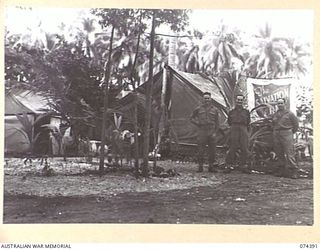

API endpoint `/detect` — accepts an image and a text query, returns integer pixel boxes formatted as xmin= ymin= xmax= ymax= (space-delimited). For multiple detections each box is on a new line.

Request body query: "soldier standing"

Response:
xmin=225 ymin=94 xmax=251 ymax=173
xmin=190 ymin=92 xmax=219 ymax=173
xmin=272 ymin=98 xmax=299 ymax=178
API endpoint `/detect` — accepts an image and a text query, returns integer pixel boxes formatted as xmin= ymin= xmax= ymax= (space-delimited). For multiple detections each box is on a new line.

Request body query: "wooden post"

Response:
xmin=153 ymin=64 xmax=168 ymax=167
xmin=99 ymin=26 xmax=115 ymax=174
xmin=142 ymin=10 xmax=156 ymax=177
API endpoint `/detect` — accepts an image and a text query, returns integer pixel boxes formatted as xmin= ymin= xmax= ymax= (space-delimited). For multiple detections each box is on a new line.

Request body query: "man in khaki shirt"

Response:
xmin=190 ymin=92 xmax=219 ymax=173
xmin=225 ymin=94 xmax=251 ymax=173
xmin=272 ymin=98 xmax=299 ymax=178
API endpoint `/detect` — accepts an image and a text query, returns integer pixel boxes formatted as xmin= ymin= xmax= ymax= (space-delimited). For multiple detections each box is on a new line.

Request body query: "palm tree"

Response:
xmin=283 ymin=39 xmax=311 ymax=78
xmin=82 ymin=17 xmax=96 ymax=58
xmin=10 ymin=112 xmax=49 ymax=156
xmin=174 ymin=24 xmax=245 ymax=78
xmin=243 ymin=23 xmax=311 ymax=78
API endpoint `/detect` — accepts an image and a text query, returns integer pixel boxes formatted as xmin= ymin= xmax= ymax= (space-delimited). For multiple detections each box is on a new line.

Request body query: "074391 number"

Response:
xmin=300 ymin=244 xmax=318 ymax=248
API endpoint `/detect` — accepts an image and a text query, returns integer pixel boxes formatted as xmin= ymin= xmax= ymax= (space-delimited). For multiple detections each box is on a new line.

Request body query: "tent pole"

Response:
xmin=159 ymin=64 xmax=168 ymax=143
xmin=142 ymin=10 xmax=156 ymax=176
xmin=153 ymin=63 xmax=168 ymax=167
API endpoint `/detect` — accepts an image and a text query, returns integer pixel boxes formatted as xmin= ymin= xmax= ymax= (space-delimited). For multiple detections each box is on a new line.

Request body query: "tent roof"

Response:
xmin=112 ymin=92 xmax=147 ymax=123
xmin=133 ymin=67 xmax=227 ymax=107
xmin=171 ymin=69 xmax=227 ymax=108
xmin=5 ymin=89 xmax=50 ymax=115
xmin=115 ymin=67 xmax=228 ymax=110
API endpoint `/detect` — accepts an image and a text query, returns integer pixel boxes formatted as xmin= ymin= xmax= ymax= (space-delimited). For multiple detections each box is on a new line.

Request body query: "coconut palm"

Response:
xmin=283 ymin=39 xmax=311 ymax=77
xmin=176 ymin=24 xmax=244 ymax=74
xmin=9 ymin=112 xmax=50 ymax=156
xmin=243 ymin=23 xmax=311 ymax=78
xmin=203 ymin=33 xmax=244 ymax=74
xmin=82 ymin=17 xmax=96 ymax=58
xmin=6 ymin=25 xmax=101 ymax=143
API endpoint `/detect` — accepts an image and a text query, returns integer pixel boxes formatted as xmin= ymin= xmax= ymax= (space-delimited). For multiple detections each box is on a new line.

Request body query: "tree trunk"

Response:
xmin=86 ymin=36 xmax=91 ymax=59
xmin=142 ymin=10 xmax=156 ymax=177
xmin=133 ymin=93 xmax=139 ymax=174
xmin=99 ymin=26 xmax=115 ymax=174
xmin=130 ymin=12 xmax=142 ymax=88
xmin=153 ymin=64 xmax=168 ymax=168
xmin=129 ymin=12 xmax=143 ymax=175
xmin=168 ymin=34 xmax=177 ymax=69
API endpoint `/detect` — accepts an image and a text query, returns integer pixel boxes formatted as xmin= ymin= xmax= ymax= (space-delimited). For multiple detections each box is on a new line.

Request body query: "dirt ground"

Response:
xmin=3 ymin=157 xmax=313 ymax=225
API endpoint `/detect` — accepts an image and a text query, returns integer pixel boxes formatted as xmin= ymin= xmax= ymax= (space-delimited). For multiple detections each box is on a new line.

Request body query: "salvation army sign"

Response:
xmin=247 ymin=77 xmax=297 ymax=116
xmin=252 ymin=83 xmax=290 ymax=111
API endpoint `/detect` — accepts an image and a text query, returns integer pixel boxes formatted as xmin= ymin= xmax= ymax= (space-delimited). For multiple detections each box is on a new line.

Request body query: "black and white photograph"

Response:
xmin=3 ymin=5 xmax=314 ymax=227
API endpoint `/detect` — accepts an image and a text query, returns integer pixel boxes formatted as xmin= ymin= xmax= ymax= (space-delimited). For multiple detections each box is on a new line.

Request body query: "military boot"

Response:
xmin=239 ymin=164 xmax=251 ymax=174
xmin=197 ymin=165 xmax=204 ymax=173
xmin=208 ymin=163 xmax=218 ymax=173
xmin=223 ymin=164 xmax=235 ymax=173
xmin=281 ymin=168 xmax=299 ymax=179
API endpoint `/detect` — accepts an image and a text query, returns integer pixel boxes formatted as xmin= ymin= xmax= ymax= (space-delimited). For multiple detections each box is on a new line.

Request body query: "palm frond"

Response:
xmin=16 ymin=112 xmax=33 ymax=143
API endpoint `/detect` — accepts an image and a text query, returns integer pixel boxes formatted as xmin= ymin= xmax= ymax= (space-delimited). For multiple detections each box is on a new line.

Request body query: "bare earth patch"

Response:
xmin=3 ymin=157 xmax=313 ymax=225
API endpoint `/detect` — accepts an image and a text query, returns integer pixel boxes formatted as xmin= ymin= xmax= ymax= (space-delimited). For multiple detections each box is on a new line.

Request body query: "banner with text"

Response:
xmin=247 ymin=77 xmax=297 ymax=117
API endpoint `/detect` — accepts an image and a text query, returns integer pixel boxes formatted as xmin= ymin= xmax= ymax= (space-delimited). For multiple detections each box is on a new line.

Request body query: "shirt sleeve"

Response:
xmin=190 ymin=107 xmax=198 ymax=119
xmin=246 ymin=110 xmax=251 ymax=129
xmin=190 ymin=107 xmax=199 ymax=125
xmin=227 ymin=110 xmax=232 ymax=126
xmin=290 ymin=112 xmax=299 ymax=133
xmin=271 ymin=112 xmax=277 ymax=126
xmin=215 ymin=109 xmax=219 ymax=132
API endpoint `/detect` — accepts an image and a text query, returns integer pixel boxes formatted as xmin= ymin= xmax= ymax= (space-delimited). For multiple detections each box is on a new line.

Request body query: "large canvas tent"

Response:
xmin=114 ymin=66 xmax=228 ymax=149
xmin=4 ymin=88 xmax=59 ymax=155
